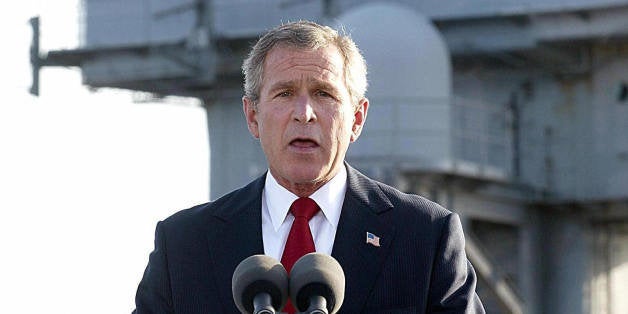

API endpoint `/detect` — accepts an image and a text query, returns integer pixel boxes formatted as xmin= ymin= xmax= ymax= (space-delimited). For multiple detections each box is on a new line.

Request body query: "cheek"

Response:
xmin=258 ymin=114 xmax=284 ymax=147
xmin=256 ymin=111 xmax=273 ymax=134
xmin=329 ymin=116 xmax=353 ymax=144
xmin=337 ymin=109 xmax=355 ymax=132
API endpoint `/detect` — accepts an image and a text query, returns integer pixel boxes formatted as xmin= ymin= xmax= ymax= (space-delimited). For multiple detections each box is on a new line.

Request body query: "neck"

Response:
xmin=270 ymin=169 xmax=341 ymax=198
xmin=286 ymin=181 xmax=327 ymax=198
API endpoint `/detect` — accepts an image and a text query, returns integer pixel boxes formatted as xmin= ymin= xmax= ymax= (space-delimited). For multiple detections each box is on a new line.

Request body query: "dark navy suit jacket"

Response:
xmin=134 ymin=164 xmax=484 ymax=313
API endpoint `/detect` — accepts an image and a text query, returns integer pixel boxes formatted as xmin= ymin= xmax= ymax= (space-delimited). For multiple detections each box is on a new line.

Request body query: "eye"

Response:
xmin=315 ymin=90 xmax=334 ymax=98
xmin=275 ymin=90 xmax=292 ymax=98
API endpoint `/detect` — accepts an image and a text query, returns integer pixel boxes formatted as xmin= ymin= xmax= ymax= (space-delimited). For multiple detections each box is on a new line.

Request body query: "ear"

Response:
xmin=243 ymin=96 xmax=260 ymax=139
xmin=350 ymin=97 xmax=369 ymax=142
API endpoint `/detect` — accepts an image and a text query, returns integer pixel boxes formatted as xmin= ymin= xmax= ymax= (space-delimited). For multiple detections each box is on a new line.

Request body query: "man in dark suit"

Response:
xmin=134 ymin=21 xmax=484 ymax=313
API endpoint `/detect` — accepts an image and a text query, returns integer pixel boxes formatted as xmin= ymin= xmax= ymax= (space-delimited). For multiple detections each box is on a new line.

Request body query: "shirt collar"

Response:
xmin=264 ymin=166 xmax=347 ymax=232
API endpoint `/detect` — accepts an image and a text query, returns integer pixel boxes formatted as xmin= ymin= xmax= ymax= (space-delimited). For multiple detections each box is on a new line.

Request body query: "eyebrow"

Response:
xmin=267 ymin=81 xmax=295 ymax=95
xmin=310 ymin=80 xmax=341 ymax=95
xmin=266 ymin=78 xmax=341 ymax=95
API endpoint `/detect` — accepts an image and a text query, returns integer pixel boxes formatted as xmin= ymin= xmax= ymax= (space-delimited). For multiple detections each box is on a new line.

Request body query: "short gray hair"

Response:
xmin=242 ymin=21 xmax=368 ymax=106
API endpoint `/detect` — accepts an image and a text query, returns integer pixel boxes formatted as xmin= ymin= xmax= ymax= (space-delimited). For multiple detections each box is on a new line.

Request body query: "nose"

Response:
xmin=292 ymin=95 xmax=317 ymax=123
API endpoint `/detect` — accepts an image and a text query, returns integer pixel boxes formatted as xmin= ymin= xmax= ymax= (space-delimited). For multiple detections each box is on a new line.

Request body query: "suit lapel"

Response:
xmin=332 ymin=165 xmax=395 ymax=313
xmin=206 ymin=174 xmax=266 ymax=312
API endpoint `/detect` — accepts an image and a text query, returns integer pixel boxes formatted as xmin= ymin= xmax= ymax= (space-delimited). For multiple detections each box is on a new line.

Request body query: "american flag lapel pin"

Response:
xmin=366 ymin=232 xmax=381 ymax=247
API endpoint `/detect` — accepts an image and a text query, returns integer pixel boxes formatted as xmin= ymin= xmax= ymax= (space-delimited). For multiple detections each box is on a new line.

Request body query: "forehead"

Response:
xmin=261 ymin=45 xmax=345 ymax=88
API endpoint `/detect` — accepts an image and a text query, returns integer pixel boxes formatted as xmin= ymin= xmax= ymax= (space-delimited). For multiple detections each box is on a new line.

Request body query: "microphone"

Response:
xmin=232 ymin=255 xmax=289 ymax=314
xmin=289 ymin=253 xmax=345 ymax=314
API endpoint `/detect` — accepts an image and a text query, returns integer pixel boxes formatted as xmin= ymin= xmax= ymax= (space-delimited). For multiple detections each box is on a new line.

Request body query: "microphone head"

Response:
xmin=289 ymin=253 xmax=345 ymax=314
xmin=232 ymin=255 xmax=289 ymax=313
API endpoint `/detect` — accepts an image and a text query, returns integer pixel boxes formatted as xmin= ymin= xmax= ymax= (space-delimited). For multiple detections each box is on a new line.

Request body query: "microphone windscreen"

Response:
xmin=232 ymin=255 xmax=289 ymax=313
xmin=289 ymin=253 xmax=345 ymax=314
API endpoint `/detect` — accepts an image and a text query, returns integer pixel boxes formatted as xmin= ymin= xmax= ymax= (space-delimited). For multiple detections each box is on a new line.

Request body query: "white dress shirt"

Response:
xmin=261 ymin=166 xmax=347 ymax=261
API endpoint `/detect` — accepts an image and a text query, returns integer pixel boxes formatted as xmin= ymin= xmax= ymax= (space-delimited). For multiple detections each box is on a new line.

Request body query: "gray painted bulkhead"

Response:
xmin=35 ymin=1 xmax=628 ymax=313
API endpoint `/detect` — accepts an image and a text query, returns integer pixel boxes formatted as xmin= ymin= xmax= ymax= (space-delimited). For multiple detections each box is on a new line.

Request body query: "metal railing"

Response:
xmin=451 ymin=96 xmax=515 ymax=180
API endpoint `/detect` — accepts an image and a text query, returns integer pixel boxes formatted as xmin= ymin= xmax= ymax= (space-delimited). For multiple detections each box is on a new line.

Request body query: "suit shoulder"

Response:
xmin=159 ymin=186 xmax=241 ymax=228
xmin=160 ymin=174 xmax=265 ymax=229
xmin=347 ymin=165 xmax=452 ymax=221
xmin=375 ymin=180 xmax=452 ymax=221
xmin=160 ymin=201 xmax=213 ymax=227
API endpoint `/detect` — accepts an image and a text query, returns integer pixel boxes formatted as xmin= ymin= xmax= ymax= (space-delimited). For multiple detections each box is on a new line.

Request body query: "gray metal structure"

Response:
xmin=31 ymin=1 xmax=628 ymax=313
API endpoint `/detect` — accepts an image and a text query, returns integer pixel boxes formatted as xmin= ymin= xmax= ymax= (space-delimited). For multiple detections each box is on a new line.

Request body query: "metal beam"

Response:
xmin=439 ymin=6 xmax=628 ymax=55
xmin=466 ymin=235 xmax=525 ymax=314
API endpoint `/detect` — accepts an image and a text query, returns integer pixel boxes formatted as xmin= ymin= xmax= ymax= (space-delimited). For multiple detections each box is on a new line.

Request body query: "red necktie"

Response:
xmin=281 ymin=197 xmax=320 ymax=313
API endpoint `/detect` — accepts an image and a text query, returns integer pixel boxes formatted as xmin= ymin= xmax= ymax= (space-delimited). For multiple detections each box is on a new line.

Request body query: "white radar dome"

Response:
xmin=334 ymin=3 xmax=451 ymax=99
xmin=335 ymin=3 xmax=454 ymax=175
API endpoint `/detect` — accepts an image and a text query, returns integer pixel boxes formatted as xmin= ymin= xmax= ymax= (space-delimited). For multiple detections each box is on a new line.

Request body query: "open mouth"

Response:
xmin=290 ymin=138 xmax=319 ymax=148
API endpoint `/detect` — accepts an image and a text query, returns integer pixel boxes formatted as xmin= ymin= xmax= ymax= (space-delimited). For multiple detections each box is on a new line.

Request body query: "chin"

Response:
xmin=286 ymin=166 xmax=326 ymax=183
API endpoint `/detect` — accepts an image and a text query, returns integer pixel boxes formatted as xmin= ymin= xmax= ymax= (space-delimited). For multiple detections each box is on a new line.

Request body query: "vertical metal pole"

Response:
xmin=29 ymin=16 xmax=41 ymax=96
xmin=509 ymin=93 xmax=521 ymax=179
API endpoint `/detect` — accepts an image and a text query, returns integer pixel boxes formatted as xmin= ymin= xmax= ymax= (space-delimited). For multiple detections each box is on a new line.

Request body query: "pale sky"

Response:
xmin=0 ymin=1 xmax=209 ymax=313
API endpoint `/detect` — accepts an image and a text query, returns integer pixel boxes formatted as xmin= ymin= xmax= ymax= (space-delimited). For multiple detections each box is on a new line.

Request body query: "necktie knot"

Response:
xmin=290 ymin=197 xmax=319 ymax=220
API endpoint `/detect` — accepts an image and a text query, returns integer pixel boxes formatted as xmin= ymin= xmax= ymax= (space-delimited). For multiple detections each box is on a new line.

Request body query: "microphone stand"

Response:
xmin=253 ymin=293 xmax=275 ymax=314
xmin=297 ymin=295 xmax=328 ymax=314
